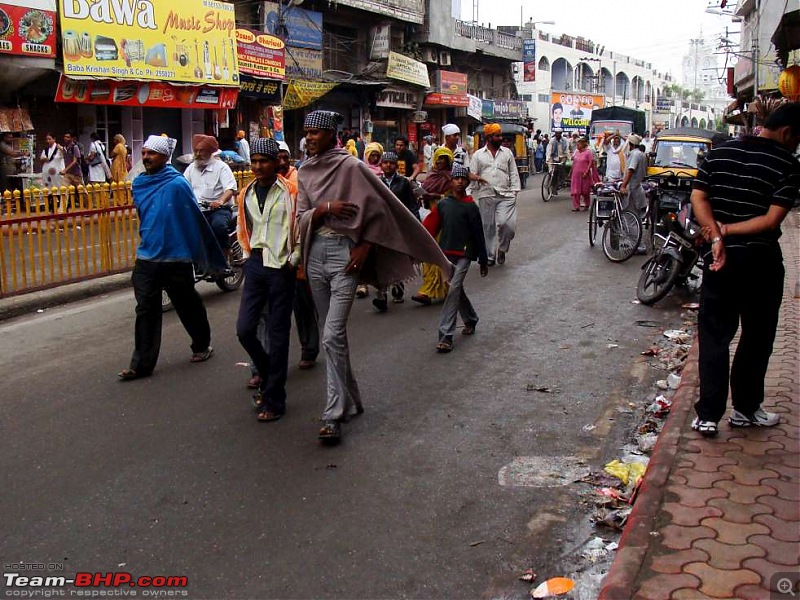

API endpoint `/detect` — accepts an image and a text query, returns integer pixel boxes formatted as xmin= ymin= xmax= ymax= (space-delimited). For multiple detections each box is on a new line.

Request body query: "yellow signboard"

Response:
xmin=283 ymin=80 xmax=338 ymax=110
xmin=386 ymin=51 xmax=430 ymax=88
xmin=58 ymin=0 xmax=239 ymax=86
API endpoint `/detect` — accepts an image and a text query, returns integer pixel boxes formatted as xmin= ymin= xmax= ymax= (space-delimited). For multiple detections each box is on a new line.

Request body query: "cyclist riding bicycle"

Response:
xmin=546 ymin=128 xmax=570 ymax=191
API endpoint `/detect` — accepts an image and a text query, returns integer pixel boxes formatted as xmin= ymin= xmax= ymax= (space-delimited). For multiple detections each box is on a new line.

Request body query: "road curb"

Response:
xmin=598 ymin=342 xmax=700 ymax=600
xmin=0 ymin=272 xmax=131 ymax=322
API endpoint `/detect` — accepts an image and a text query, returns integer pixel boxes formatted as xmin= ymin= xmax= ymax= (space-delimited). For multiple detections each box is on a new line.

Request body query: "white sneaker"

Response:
xmin=729 ymin=408 xmax=780 ymax=428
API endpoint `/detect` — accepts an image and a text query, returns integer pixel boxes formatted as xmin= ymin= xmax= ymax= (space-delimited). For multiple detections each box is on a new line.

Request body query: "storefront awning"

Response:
xmin=772 ymin=9 xmax=800 ymax=67
xmin=0 ymin=107 xmax=34 ymax=132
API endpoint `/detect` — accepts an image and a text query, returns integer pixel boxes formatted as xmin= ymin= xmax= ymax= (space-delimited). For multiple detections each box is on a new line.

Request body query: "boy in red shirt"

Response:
xmin=423 ymin=164 xmax=489 ymax=353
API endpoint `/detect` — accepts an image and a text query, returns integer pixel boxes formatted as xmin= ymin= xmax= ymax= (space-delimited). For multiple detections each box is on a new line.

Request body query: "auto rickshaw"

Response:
xmin=472 ymin=122 xmax=531 ymax=189
xmin=646 ymin=127 xmax=730 ymax=216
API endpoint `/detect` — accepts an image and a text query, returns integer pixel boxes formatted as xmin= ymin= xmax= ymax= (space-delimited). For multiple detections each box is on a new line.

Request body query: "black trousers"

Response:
xmin=695 ymin=246 xmax=784 ymax=422
xmin=236 ymin=255 xmax=296 ymax=413
xmin=130 ymin=260 xmax=211 ymax=375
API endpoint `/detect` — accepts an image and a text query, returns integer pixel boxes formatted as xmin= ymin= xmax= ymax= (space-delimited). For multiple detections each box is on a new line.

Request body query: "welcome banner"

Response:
xmin=58 ymin=0 xmax=239 ymax=86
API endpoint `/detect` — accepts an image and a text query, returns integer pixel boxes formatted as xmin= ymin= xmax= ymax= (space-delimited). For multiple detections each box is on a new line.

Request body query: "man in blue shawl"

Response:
xmin=118 ymin=135 xmax=227 ymax=381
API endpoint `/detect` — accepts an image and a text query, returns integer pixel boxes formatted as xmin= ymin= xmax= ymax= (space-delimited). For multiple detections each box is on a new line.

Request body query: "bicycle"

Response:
xmin=541 ymin=159 xmax=571 ymax=202
xmin=589 ymin=181 xmax=642 ymax=262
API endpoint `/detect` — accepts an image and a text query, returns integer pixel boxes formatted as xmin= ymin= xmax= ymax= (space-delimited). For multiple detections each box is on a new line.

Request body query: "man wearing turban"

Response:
xmin=117 ymin=135 xmax=226 ymax=382
xmin=184 ymin=134 xmax=238 ymax=261
xmin=235 ymin=130 xmax=251 ymax=167
xmin=468 ymin=123 xmax=521 ymax=266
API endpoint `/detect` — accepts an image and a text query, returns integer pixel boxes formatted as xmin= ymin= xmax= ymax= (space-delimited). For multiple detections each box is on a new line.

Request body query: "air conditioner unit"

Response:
xmin=439 ymin=50 xmax=452 ymax=66
xmin=512 ymin=64 xmax=520 ymax=74
xmin=421 ymin=47 xmax=438 ymax=63
xmin=412 ymin=111 xmax=428 ymax=123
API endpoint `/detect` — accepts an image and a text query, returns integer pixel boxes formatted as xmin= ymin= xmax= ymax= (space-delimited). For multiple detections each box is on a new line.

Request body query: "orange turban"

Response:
xmin=484 ymin=123 xmax=502 ymax=136
xmin=193 ymin=134 xmax=219 ymax=153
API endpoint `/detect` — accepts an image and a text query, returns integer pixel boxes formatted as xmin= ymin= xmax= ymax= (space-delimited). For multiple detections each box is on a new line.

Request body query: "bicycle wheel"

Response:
xmin=588 ymin=199 xmax=598 ymax=247
xmin=637 ymin=252 xmax=681 ymax=305
xmin=541 ymin=171 xmax=553 ymax=202
xmin=602 ymin=210 xmax=642 ymax=263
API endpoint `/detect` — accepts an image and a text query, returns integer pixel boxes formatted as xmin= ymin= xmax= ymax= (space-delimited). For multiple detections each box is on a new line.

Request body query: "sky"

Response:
xmin=459 ymin=0 xmax=740 ymax=80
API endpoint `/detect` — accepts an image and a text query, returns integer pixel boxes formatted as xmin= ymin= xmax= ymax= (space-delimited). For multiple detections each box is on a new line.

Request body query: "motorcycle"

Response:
xmin=161 ymin=202 xmax=245 ymax=311
xmin=636 ymin=199 xmax=704 ymax=305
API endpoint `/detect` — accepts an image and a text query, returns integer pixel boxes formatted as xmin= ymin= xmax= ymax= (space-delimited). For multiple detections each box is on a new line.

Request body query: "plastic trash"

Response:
xmin=531 ymin=577 xmax=575 ymax=598
xmin=519 ymin=569 xmax=537 ymax=582
xmin=663 ymin=330 xmax=692 ymax=343
xmin=648 ymin=395 xmax=673 ymax=417
xmin=637 ymin=433 xmax=658 ymax=452
xmin=667 ymin=372 xmax=682 ymax=389
xmin=606 ymin=343 xmax=619 ymax=349
xmin=604 ymin=459 xmax=647 ymax=486
xmin=656 ymin=379 xmax=670 ymax=390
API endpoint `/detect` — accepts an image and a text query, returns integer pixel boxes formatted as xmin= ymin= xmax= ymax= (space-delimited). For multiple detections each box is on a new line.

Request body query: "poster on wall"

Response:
xmin=58 ymin=0 xmax=238 ymax=85
xmin=550 ymin=92 xmax=605 ymax=133
xmin=263 ymin=1 xmax=322 ymax=50
xmin=0 ymin=0 xmax=57 ymax=57
xmin=236 ymin=28 xmax=285 ymax=80
xmin=522 ymin=39 xmax=536 ymax=82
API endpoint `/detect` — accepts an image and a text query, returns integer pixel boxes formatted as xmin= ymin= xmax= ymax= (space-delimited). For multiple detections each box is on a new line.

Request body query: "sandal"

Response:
xmin=247 ymin=374 xmax=262 ymax=389
xmin=318 ymin=420 xmax=342 ymax=443
xmin=190 ymin=347 xmax=214 ymax=363
xmin=691 ymin=417 xmax=718 ymax=437
xmin=436 ymin=341 xmax=453 ymax=353
xmin=117 ymin=368 xmax=145 ymax=381
xmin=412 ymin=294 xmax=432 ymax=306
xmin=462 ymin=321 xmax=477 ymax=336
xmin=257 ymin=409 xmax=284 ymax=423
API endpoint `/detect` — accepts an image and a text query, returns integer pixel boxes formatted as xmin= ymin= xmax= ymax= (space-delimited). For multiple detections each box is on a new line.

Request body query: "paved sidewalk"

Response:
xmin=600 ymin=210 xmax=800 ymax=600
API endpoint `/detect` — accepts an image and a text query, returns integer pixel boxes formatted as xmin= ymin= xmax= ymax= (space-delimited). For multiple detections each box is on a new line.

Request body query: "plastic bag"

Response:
xmin=603 ymin=459 xmax=647 ymax=486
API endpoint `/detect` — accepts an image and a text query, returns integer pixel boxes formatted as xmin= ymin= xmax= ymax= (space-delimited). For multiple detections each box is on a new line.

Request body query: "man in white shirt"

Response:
xmin=184 ymin=134 xmax=237 ymax=260
xmin=469 ymin=123 xmax=521 ymax=266
xmin=442 ymin=123 xmax=468 ymax=166
xmin=235 ymin=130 xmax=251 ymax=167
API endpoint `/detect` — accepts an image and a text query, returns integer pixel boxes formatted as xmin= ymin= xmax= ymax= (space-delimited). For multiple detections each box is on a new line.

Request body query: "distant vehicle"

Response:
xmin=588 ymin=106 xmax=647 ymax=139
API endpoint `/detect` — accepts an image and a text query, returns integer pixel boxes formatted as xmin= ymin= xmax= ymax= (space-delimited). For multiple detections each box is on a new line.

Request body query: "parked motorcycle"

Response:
xmin=636 ymin=199 xmax=703 ymax=305
xmin=162 ymin=203 xmax=244 ymax=311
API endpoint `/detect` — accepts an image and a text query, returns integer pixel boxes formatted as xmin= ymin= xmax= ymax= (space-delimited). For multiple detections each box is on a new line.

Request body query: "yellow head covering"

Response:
xmin=364 ymin=141 xmax=384 ymax=159
xmin=345 ymin=138 xmax=357 ymax=156
xmin=432 ymin=146 xmax=454 ymax=168
xmin=484 ymin=123 xmax=502 ymax=136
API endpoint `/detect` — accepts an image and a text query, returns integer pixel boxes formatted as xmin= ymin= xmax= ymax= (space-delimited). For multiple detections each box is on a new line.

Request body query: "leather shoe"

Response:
xmin=298 ymin=359 xmax=316 ymax=370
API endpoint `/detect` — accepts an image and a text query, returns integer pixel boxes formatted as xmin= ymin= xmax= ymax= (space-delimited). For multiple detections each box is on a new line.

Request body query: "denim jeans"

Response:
xmin=306 ymin=235 xmax=363 ymax=421
xmin=205 ymin=208 xmax=231 ymax=251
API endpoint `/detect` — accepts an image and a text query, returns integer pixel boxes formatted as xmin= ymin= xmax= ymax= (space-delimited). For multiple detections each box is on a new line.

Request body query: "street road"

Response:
xmin=0 ymin=175 xmax=691 ymax=599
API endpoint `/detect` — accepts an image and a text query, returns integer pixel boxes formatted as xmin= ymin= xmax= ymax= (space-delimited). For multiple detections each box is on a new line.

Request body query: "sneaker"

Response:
xmin=692 ymin=417 xmax=719 ymax=437
xmin=729 ymin=408 xmax=780 ymax=428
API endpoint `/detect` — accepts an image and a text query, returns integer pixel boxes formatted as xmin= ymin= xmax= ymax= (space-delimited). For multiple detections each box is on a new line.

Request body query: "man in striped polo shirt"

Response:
xmin=690 ymin=102 xmax=800 ymax=437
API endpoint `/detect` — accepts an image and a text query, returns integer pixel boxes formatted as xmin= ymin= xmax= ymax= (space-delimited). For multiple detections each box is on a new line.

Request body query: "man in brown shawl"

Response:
xmin=297 ymin=110 xmax=453 ymax=443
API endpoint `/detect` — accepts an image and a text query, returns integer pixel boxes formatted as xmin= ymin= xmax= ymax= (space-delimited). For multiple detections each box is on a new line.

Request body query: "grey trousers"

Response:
xmin=438 ymin=257 xmax=479 ymax=343
xmin=478 ymin=194 xmax=517 ymax=259
xmin=306 ymin=235 xmax=363 ymax=421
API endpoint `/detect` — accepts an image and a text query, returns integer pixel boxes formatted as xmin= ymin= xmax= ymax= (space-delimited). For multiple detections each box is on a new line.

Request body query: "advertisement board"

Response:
xmin=424 ymin=93 xmax=469 ymax=107
xmin=282 ymin=80 xmax=337 ymax=110
xmin=386 ymin=51 xmax=430 ymax=88
xmin=481 ymin=99 xmax=494 ymax=119
xmin=550 ymin=92 xmax=605 ymax=133
xmin=58 ymin=0 xmax=238 ymax=86
xmin=284 ymin=46 xmax=323 ymax=80
xmin=263 ymin=1 xmax=322 ymax=50
xmin=435 ymin=70 xmax=467 ymax=95
xmin=370 ymin=23 xmax=390 ymax=60
xmin=239 ymin=74 xmax=282 ymax=102
xmin=55 ymin=75 xmax=238 ymax=109
xmin=493 ymin=99 xmax=527 ymax=119
xmin=467 ymin=94 xmax=483 ymax=121
xmin=0 ymin=0 xmax=56 ymax=57
xmin=522 ymin=39 xmax=536 ymax=82
xmin=236 ymin=28 xmax=284 ymax=80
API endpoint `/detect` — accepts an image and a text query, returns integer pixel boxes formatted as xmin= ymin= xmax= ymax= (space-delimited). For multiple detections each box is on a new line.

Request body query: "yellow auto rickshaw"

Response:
xmin=472 ymin=123 xmax=531 ymax=189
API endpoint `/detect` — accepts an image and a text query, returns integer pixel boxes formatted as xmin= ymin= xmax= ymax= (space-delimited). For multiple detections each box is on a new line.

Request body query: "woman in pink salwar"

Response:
xmin=570 ymin=137 xmax=599 ymax=211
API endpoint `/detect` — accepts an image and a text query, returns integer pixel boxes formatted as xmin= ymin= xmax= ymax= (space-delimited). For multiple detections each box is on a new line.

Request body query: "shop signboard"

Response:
xmin=376 ymin=87 xmax=417 ymax=110
xmin=239 ymin=74 xmax=281 ymax=102
xmin=263 ymin=1 xmax=322 ymax=50
xmin=55 ymin=75 xmax=238 ymax=109
xmin=493 ymin=99 xmax=527 ymax=119
xmin=424 ymin=93 xmax=469 ymax=107
xmin=522 ymin=39 xmax=536 ymax=82
xmin=370 ymin=23 xmax=390 ymax=60
xmin=655 ymin=97 xmax=673 ymax=112
xmin=435 ymin=70 xmax=467 ymax=95
xmin=236 ymin=28 xmax=285 ymax=80
xmin=284 ymin=46 xmax=323 ymax=80
xmin=58 ymin=0 xmax=239 ymax=86
xmin=386 ymin=51 xmax=430 ymax=88
xmin=467 ymin=94 xmax=483 ymax=121
xmin=550 ymin=91 xmax=605 ymax=133
xmin=481 ymin=99 xmax=494 ymax=119
xmin=282 ymin=80 xmax=337 ymax=110
xmin=0 ymin=0 xmax=57 ymax=57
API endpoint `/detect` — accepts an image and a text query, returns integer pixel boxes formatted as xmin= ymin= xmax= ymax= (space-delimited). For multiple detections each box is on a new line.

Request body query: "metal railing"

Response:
xmin=1 ymin=171 xmax=257 ymax=298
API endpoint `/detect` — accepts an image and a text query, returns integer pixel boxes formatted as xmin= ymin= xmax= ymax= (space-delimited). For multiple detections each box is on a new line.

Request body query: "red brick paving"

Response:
xmin=599 ymin=211 xmax=800 ymax=599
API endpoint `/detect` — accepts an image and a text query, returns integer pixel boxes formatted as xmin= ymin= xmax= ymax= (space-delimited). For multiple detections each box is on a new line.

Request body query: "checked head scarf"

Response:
xmin=303 ymin=110 xmax=343 ymax=130
xmin=250 ymin=138 xmax=279 ymax=160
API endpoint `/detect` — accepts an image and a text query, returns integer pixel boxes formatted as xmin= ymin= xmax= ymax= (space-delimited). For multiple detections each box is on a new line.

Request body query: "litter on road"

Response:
xmin=531 ymin=577 xmax=575 ymax=598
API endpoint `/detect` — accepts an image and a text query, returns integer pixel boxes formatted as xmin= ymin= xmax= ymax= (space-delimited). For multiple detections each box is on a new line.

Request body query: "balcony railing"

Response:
xmin=454 ymin=20 xmax=522 ymax=50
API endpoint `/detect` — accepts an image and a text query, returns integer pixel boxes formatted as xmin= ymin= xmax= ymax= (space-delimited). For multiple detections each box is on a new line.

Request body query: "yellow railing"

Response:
xmin=1 ymin=171 xmax=257 ymax=298
xmin=0 ymin=182 xmax=139 ymax=297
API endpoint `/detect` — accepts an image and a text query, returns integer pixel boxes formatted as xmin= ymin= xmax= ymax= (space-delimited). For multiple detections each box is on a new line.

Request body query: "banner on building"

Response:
xmin=282 ymin=80 xmax=337 ymax=110
xmin=236 ymin=28 xmax=285 ymax=80
xmin=55 ymin=75 xmax=238 ymax=109
xmin=263 ymin=1 xmax=322 ymax=50
xmin=467 ymin=94 xmax=483 ymax=121
xmin=370 ymin=24 xmax=390 ymax=60
xmin=493 ymin=99 xmax=527 ymax=119
xmin=284 ymin=46 xmax=323 ymax=80
xmin=523 ymin=39 xmax=536 ymax=82
xmin=386 ymin=51 xmax=430 ymax=88
xmin=435 ymin=70 xmax=467 ymax=95
xmin=58 ymin=0 xmax=238 ymax=86
xmin=0 ymin=0 xmax=56 ymax=57
xmin=239 ymin=74 xmax=282 ymax=102
xmin=481 ymin=99 xmax=494 ymax=119
xmin=424 ymin=93 xmax=469 ymax=107
xmin=550 ymin=92 xmax=605 ymax=133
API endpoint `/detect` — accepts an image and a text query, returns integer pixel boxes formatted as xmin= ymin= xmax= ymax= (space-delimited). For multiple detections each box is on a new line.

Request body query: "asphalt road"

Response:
xmin=0 ymin=174 xmax=691 ymax=599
